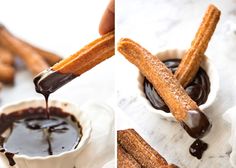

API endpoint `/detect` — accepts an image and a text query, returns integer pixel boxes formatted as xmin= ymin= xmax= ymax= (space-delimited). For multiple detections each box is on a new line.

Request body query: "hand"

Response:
xmin=99 ymin=0 xmax=115 ymax=35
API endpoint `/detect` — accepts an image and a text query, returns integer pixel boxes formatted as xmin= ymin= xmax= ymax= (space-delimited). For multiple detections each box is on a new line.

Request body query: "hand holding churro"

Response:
xmin=34 ymin=31 xmax=115 ymax=96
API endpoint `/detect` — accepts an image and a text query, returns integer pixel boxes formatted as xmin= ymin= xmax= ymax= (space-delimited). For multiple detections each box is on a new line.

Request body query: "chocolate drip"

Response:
xmin=189 ymin=139 xmax=208 ymax=159
xmin=34 ymin=69 xmax=77 ymax=118
xmin=144 ymin=59 xmax=210 ymax=112
xmin=5 ymin=152 xmax=15 ymax=166
xmin=0 ymin=107 xmax=82 ymax=166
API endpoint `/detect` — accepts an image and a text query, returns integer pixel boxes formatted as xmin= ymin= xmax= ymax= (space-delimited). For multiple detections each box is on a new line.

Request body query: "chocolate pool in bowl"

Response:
xmin=0 ymin=100 xmax=91 ymax=168
xmin=137 ymin=49 xmax=219 ymax=122
xmin=144 ymin=58 xmax=210 ymax=112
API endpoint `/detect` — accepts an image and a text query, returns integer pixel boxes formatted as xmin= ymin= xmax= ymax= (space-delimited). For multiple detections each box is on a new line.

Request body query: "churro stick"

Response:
xmin=0 ymin=25 xmax=49 ymax=75
xmin=118 ymin=144 xmax=141 ymax=168
xmin=19 ymin=39 xmax=62 ymax=65
xmin=118 ymin=38 xmax=211 ymax=138
xmin=0 ymin=46 xmax=14 ymax=66
xmin=175 ymin=5 xmax=220 ymax=87
xmin=52 ymin=31 xmax=114 ymax=75
xmin=0 ymin=62 xmax=15 ymax=84
xmin=34 ymin=31 xmax=114 ymax=95
xmin=118 ymin=129 xmax=168 ymax=168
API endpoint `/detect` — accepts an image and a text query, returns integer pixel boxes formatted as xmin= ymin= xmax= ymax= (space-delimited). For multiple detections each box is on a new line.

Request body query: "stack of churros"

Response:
xmin=0 ymin=24 xmax=62 ymax=85
xmin=118 ymin=129 xmax=178 ymax=168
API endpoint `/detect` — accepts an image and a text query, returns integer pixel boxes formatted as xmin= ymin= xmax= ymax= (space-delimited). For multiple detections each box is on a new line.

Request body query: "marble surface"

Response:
xmin=0 ymin=0 xmax=115 ymax=167
xmin=116 ymin=0 xmax=236 ymax=167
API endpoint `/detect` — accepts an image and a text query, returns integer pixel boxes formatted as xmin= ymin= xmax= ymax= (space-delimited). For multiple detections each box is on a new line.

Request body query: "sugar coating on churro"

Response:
xmin=118 ymin=144 xmax=141 ymax=168
xmin=118 ymin=129 xmax=168 ymax=168
xmin=175 ymin=4 xmax=220 ymax=87
xmin=52 ymin=31 xmax=114 ymax=76
xmin=118 ymin=38 xmax=198 ymax=121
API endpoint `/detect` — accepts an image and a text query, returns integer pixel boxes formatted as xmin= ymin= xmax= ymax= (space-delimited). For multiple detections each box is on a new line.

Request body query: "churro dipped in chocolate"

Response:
xmin=175 ymin=5 xmax=220 ymax=87
xmin=0 ymin=25 xmax=49 ymax=75
xmin=118 ymin=144 xmax=141 ymax=168
xmin=118 ymin=38 xmax=211 ymax=139
xmin=34 ymin=31 xmax=114 ymax=97
xmin=118 ymin=129 xmax=177 ymax=168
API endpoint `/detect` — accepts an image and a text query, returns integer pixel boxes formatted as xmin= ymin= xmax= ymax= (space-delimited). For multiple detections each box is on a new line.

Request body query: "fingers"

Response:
xmin=99 ymin=0 xmax=115 ymax=35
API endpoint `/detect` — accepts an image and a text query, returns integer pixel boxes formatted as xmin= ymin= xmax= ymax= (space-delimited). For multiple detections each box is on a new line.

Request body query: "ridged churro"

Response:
xmin=0 ymin=24 xmax=49 ymax=75
xmin=52 ymin=31 xmax=114 ymax=75
xmin=118 ymin=129 xmax=169 ymax=168
xmin=118 ymin=144 xmax=141 ymax=168
xmin=174 ymin=4 xmax=220 ymax=87
xmin=34 ymin=31 xmax=114 ymax=95
xmin=19 ymin=39 xmax=62 ymax=65
xmin=118 ymin=38 xmax=211 ymax=138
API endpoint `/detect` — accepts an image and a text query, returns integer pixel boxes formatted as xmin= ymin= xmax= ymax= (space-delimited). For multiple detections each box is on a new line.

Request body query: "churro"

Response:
xmin=118 ymin=129 xmax=168 ymax=168
xmin=175 ymin=4 xmax=220 ymax=87
xmin=118 ymin=38 xmax=211 ymax=138
xmin=0 ymin=46 xmax=14 ymax=66
xmin=0 ymin=62 xmax=15 ymax=84
xmin=19 ymin=39 xmax=62 ymax=65
xmin=34 ymin=31 xmax=114 ymax=96
xmin=118 ymin=144 xmax=141 ymax=168
xmin=52 ymin=31 xmax=114 ymax=75
xmin=0 ymin=24 xmax=49 ymax=75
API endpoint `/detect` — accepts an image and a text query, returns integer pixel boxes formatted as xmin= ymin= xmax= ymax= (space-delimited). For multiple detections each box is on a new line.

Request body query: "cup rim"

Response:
xmin=0 ymin=98 xmax=91 ymax=160
xmin=137 ymin=49 xmax=219 ymax=120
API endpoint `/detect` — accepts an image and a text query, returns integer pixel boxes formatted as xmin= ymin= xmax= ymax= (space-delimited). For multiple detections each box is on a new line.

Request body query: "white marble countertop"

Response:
xmin=116 ymin=0 xmax=236 ymax=167
xmin=0 ymin=0 xmax=115 ymax=167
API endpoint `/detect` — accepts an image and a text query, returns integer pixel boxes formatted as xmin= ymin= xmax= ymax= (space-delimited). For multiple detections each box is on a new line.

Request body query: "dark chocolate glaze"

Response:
xmin=34 ymin=69 xmax=77 ymax=118
xmin=34 ymin=69 xmax=77 ymax=97
xmin=189 ymin=139 xmax=208 ymax=159
xmin=0 ymin=107 xmax=82 ymax=166
xmin=144 ymin=59 xmax=210 ymax=113
xmin=182 ymin=109 xmax=211 ymax=159
xmin=181 ymin=109 xmax=211 ymax=139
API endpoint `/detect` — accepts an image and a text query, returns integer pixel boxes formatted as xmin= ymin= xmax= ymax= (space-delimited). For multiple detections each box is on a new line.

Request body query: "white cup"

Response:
xmin=0 ymin=99 xmax=91 ymax=168
xmin=137 ymin=49 xmax=219 ymax=122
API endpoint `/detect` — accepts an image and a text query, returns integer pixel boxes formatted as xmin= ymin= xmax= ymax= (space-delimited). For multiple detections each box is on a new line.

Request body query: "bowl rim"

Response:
xmin=0 ymin=98 xmax=92 ymax=160
xmin=137 ymin=49 xmax=219 ymax=119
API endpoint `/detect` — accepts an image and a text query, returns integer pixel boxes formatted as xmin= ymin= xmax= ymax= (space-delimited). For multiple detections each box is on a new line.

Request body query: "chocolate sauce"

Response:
xmin=34 ymin=69 xmax=77 ymax=118
xmin=182 ymin=109 xmax=210 ymax=160
xmin=181 ymin=109 xmax=211 ymax=139
xmin=189 ymin=139 xmax=208 ymax=159
xmin=144 ymin=59 xmax=210 ymax=112
xmin=0 ymin=107 xmax=82 ymax=166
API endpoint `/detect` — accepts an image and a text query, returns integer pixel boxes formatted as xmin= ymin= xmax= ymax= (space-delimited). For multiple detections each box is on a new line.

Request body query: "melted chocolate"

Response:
xmin=34 ymin=69 xmax=77 ymax=118
xmin=189 ymin=139 xmax=208 ymax=159
xmin=181 ymin=109 xmax=211 ymax=139
xmin=0 ymin=107 xmax=82 ymax=166
xmin=144 ymin=59 xmax=210 ymax=112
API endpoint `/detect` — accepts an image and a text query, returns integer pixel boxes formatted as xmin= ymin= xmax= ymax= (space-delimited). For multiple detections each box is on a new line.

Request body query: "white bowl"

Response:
xmin=0 ymin=99 xmax=91 ymax=168
xmin=137 ymin=49 xmax=219 ymax=122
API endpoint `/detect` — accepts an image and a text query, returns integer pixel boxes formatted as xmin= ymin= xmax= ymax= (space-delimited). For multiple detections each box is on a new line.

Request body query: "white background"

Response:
xmin=0 ymin=0 xmax=115 ymax=106
xmin=0 ymin=0 xmax=115 ymax=167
